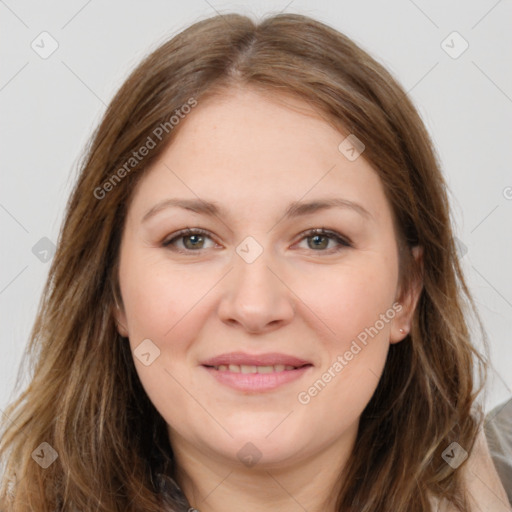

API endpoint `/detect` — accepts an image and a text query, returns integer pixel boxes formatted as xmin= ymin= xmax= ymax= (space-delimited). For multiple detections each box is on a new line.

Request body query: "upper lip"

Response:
xmin=201 ymin=352 xmax=312 ymax=368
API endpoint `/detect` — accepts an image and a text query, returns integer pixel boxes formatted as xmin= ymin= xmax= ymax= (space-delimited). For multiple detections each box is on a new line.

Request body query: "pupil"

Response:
xmin=310 ymin=235 xmax=327 ymax=250
xmin=183 ymin=234 xmax=329 ymax=250
xmin=186 ymin=235 xmax=202 ymax=248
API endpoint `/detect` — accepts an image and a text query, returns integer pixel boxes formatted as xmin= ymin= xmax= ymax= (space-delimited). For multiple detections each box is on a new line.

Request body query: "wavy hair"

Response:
xmin=0 ymin=12 xmax=488 ymax=511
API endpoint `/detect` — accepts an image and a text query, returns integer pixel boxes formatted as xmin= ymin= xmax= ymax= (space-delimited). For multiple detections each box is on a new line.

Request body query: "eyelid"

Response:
xmin=162 ymin=227 xmax=353 ymax=254
xmin=162 ymin=227 xmax=218 ymax=251
xmin=295 ymin=227 xmax=352 ymax=248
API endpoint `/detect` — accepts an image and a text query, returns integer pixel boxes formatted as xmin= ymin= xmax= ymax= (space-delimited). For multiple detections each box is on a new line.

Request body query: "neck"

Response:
xmin=169 ymin=425 xmax=357 ymax=512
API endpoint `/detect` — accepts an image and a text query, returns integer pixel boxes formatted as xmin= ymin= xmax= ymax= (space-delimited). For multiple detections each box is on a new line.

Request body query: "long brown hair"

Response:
xmin=0 ymin=12 xmax=488 ymax=511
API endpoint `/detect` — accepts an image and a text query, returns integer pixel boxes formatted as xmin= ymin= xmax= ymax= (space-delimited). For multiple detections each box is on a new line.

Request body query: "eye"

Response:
xmin=162 ymin=227 xmax=352 ymax=255
xmin=295 ymin=228 xmax=352 ymax=253
xmin=162 ymin=228 xmax=218 ymax=253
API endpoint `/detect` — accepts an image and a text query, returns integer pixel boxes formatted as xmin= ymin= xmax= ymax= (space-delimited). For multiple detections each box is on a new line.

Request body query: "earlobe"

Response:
xmin=390 ymin=245 xmax=424 ymax=344
xmin=390 ymin=323 xmax=410 ymax=344
xmin=398 ymin=327 xmax=409 ymax=336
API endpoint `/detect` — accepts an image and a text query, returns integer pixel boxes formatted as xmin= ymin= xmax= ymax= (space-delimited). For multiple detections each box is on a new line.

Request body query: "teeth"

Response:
xmin=213 ymin=364 xmax=299 ymax=373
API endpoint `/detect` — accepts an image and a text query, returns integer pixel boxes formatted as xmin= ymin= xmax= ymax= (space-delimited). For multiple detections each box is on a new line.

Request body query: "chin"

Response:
xmin=206 ymin=429 xmax=313 ymax=468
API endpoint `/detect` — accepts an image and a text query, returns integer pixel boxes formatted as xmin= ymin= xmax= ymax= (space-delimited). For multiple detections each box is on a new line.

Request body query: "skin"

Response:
xmin=113 ymin=86 xmax=426 ymax=512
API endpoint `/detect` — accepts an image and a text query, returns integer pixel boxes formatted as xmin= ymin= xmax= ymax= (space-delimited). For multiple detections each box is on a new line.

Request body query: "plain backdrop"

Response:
xmin=1 ymin=0 xmax=511 ymax=418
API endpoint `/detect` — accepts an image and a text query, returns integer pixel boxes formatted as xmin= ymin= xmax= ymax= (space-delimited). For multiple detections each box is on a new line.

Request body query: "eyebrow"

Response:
xmin=141 ymin=197 xmax=373 ymax=224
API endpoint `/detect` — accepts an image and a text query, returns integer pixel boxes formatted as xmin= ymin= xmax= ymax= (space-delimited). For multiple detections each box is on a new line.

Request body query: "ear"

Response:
xmin=390 ymin=245 xmax=423 ymax=344
xmin=113 ymin=299 xmax=129 ymax=338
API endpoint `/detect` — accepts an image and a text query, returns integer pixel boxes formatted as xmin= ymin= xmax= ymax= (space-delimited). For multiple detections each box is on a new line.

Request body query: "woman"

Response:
xmin=0 ymin=12 xmax=509 ymax=512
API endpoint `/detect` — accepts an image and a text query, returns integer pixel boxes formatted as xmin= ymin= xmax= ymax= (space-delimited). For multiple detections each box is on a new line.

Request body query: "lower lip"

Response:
xmin=202 ymin=365 xmax=313 ymax=392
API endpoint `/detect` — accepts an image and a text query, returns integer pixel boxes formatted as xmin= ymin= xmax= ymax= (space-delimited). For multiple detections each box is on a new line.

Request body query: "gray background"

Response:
xmin=1 ymin=0 xmax=511 ymax=417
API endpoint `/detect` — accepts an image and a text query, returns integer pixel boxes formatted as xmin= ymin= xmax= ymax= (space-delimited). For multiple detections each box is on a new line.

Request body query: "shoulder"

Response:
xmin=484 ymin=398 xmax=512 ymax=505
xmin=429 ymin=427 xmax=511 ymax=512
xmin=461 ymin=426 xmax=511 ymax=511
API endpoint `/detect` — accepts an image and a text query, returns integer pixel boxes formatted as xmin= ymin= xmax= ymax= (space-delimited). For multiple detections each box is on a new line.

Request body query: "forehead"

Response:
xmin=127 ymin=87 xmax=393 ymax=229
xmin=167 ymin=87 xmax=345 ymax=166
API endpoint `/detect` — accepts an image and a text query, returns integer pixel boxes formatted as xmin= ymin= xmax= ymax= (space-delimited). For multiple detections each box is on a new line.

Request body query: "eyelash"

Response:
xmin=162 ymin=227 xmax=352 ymax=255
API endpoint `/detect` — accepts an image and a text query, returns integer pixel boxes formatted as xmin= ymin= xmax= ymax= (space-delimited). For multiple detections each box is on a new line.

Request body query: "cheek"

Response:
xmin=118 ymin=255 xmax=212 ymax=430
xmin=291 ymin=260 xmax=397 ymax=428
xmin=119 ymin=251 xmax=214 ymax=342
xmin=297 ymin=344 xmax=388 ymax=444
xmin=294 ymin=256 xmax=398 ymax=345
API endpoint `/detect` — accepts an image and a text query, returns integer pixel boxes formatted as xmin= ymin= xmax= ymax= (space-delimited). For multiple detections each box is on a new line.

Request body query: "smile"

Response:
xmin=202 ymin=363 xmax=313 ymax=392
xmin=209 ymin=364 xmax=302 ymax=373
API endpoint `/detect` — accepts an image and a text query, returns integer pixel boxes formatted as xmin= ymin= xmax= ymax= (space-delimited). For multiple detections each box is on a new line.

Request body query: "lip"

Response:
xmin=201 ymin=352 xmax=313 ymax=393
xmin=201 ymin=352 xmax=312 ymax=367
xmin=203 ymin=365 xmax=312 ymax=392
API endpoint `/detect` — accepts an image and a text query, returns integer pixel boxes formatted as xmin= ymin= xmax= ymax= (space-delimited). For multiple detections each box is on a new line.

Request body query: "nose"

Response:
xmin=217 ymin=248 xmax=295 ymax=333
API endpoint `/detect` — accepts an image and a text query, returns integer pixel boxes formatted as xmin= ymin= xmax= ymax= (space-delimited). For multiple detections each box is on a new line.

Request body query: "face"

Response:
xmin=114 ymin=87 xmax=420 ymax=471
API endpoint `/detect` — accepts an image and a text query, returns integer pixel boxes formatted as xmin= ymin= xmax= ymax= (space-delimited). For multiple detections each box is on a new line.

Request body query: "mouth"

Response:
xmin=201 ymin=351 xmax=312 ymax=368
xmin=204 ymin=363 xmax=311 ymax=373
xmin=200 ymin=352 xmax=313 ymax=392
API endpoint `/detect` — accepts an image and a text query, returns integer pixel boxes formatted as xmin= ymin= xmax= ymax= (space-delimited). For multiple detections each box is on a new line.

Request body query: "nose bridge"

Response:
xmin=217 ymin=237 xmax=295 ymax=331
xmin=234 ymin=244 xmax=276 ymax=296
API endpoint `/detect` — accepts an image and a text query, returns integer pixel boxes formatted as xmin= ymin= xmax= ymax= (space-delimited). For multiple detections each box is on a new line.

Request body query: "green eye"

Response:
xmin=162 ymin=227 xmax=352 ymax=255
xmin=163 ymin=228 xmax=215 ymax=252
xmin=298 ymin=228 xmax=352 ymax=252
